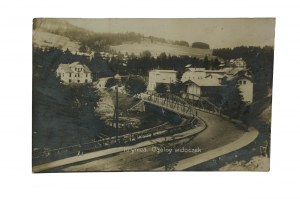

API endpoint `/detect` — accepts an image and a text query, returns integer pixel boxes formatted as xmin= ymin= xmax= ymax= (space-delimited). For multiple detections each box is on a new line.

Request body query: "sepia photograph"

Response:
xmin=32 ymin=18 xmax=275 ymax=172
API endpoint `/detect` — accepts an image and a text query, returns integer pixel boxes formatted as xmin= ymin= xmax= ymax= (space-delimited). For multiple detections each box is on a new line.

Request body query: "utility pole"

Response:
xmin=115 ymin=84 xmax=119 ymax=143
xmin=114 ymin=74 xmax=121 ymax=144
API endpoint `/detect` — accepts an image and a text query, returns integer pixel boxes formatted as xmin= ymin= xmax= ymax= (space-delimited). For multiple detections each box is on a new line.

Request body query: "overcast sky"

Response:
xmin=66 ymin=18 xmax=275 ymax=49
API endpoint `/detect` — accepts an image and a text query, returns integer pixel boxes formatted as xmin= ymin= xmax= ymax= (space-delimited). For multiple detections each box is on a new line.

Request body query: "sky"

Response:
xmin=66 ymin=18 xmax=275 ymax=49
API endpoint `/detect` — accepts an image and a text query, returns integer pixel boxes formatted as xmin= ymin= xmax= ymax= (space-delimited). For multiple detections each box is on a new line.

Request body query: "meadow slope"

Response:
xmin=111 ymin=41 xmax=213 ymax=58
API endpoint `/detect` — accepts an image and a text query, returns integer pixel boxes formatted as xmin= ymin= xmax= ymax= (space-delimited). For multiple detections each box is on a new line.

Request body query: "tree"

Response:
xmin=221 ymin=85 xmax=246 ymax=119
xmin=170 ymin=81 xmax=183 ymax=95
xmin=155 ymin=84 xmax=168 ymax=93
xmin=138 ymin=50 xmax=154 ymax=75
xmin=106 ymin=78 xmax=118 ymax=88
xmin=125 ymin=77 xmax=147 ymax=95
xmin=79 ymin=45 xmax=87 ymax=52
xmin=212 ymin=58 xmax=220 ymax=70
xmin=203 ymin=56 xmax=209 ymax=69
xmin=140 ymin=50 xmax=152 ymax=58
xmin=191 ymin=42 xmax=210 ymax=49
xmin=173 ymin=40 xmax=189 ymax=47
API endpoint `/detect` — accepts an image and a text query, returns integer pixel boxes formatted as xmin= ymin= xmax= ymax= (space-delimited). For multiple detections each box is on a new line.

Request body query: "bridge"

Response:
xmin=139 ymin=92 xmax=221 ymax=117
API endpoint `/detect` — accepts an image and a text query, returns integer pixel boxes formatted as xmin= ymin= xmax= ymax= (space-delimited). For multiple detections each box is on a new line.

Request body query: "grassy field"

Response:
xmin=111 ymin=41 xmax=213 ymax=59
xmin=33 ymin=31 xmax=80 ymax=52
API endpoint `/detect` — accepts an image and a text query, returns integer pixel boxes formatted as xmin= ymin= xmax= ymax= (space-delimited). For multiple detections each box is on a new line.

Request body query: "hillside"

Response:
xmin=33 ymin=19 xmax=212 ymax=58
xmin=33 ymin=19 xmax=84 ymax=52
xmin=111 ymin=41 xmax=213 ymax=59
xmin=33 ymin=31 xmax=80 ymax=52
xmin=33 ymin=18 xmax=77 ymax=32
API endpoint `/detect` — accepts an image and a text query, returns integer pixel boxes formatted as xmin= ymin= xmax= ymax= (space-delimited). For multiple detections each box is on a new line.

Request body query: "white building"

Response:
xmin=236 ymin=76 xmax=253 ymax=103
xmin=228 ymin=58 xmax=247 ymax=68
xmin=147 ymin=70 xmax=177 ymax=91
xmin=181 ymin=67 xmax=230 ymax=83
xmin=181 ymin=68 xmax=206 ymax=82
xmin=182 ymin=73 xmax=224 ymax=99
xmin=56 ymin=62 xmax=93 ymax=84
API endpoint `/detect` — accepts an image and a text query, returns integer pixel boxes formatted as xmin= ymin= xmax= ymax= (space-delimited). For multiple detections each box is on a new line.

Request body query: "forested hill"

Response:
xmin=33 ymin=19 xmax=144 ymax=47
xmin=33 ymin=19 xmax=210 ymax=54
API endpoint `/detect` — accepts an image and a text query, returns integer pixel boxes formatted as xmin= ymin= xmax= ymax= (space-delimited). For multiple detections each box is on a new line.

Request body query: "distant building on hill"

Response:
xmin=228 ymin=58 xmax=247 ymax=68
xmin=56 ymin=62 xmax=92 ymax=84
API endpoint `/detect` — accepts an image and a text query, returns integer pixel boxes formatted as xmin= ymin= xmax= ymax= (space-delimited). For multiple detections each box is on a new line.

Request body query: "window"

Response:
xmin=75 ymin=74 xmax=77 ymax=77
xmin=75 ymin=68 xmax=77 ymax=71
xmin=244 ymin=80 xmax=246 ymax=85
xmin=78 ymin=73 xmax=80 ymax=78
xmin=69 ymin=73 xmax=71 ymax=77
xmin=86 ymin=74 xmax=88 ymax=77
xmin=85 ymin=79 xmax=88 ymax=83
xmin=69 ymin=79 xmax=71 ymax=83
xmin=77 ymin=80 xmax=80 ymax=83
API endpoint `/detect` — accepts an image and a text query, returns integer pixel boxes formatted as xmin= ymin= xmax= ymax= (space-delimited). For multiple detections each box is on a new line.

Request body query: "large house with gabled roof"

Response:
xmin=56 ymin=62 xmax=93 ymax=84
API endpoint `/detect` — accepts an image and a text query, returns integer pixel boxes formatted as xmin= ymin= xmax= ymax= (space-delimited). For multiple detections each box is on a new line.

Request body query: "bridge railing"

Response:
xmin=183 ymin=93 xmax=221 ymax=115
xmin=144 ymin=92 xmax=221 ymax=116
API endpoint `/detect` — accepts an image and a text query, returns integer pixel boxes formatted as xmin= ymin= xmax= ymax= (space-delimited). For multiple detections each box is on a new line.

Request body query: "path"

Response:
xmin=153 ymin=127 xmax=258 ymax=170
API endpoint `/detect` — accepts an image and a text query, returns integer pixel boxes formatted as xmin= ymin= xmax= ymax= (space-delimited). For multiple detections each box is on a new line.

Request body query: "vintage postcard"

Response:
xmin=32 ymin=18 xmax=275 ymax=172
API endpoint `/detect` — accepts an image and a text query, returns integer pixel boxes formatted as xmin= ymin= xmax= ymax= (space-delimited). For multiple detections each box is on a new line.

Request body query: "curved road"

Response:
xmin=61 ymin=110 xmax=257 ymax=171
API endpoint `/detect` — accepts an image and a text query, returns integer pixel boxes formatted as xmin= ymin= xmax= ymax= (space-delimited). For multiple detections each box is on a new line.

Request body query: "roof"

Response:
xmin=186 ymin=68 xmax=233 ymax=73
xmin=182 ymin=65 xmax=252 ymax=86
xmin=226 ymin=67 xmax=245 ymax=75
xmin=57 ymin=62 xmax=91 ymax=73
xmin=232 ymin=74 xmax=253 ymax=82
xmin=238 ymin=75 xmax=253 ymax=81
xmin=207 ymin=74 xmax=224 ymax=79
xmin=205 ymin=70 xmax=227 ymax=74
xmin=183 ymin=76 xmax=223 ymax=87
xmin=224 ymin=72 xmax=253 ymax=83
xmin=186 ymin=68 xmax=206 ymax=72
xmin=150 ymin=69 xmax=177 ymax=73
